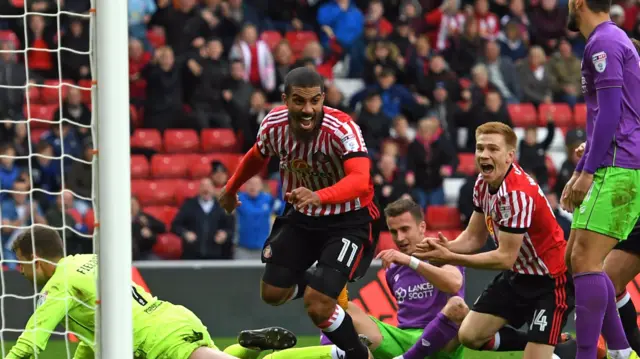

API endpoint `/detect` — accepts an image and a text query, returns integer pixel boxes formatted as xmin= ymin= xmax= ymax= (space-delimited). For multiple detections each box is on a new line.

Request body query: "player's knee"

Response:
xmin=260 ymin=282 xmax=292 ymax=306
xmin=441 ymin=296 xmax=469 ymax=325
xmin=304 ymin=289 xmax=337 ymax=325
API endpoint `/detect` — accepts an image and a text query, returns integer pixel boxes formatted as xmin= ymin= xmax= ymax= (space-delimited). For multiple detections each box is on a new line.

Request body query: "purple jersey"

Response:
xmin=581 ymin=21 xmax=640 ymax=170
xmin=385 ymin=262 xmax=465 ymax=329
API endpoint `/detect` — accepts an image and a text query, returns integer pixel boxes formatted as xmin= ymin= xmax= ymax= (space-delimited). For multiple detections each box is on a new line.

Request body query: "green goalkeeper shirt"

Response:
xmin=6 ymin=254 xmax=157 ymax=359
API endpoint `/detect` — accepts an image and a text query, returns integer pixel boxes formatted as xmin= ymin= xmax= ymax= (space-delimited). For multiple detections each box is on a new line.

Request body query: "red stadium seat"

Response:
xmin=131 ymin=129 xmax=162 ymax=152
xmin=425 ymin=206 xmax=461 ymax=230
xmin=77 ymin=79 xmax=93 ymax=104
xmin=188 ymin=156 xmax=212 ymax=179
xmin=508 ymin=103 xmax=537 ymax=128
xmin=41 ymin=79 xmax=74 ymax=104
xmin=142 ymin=205 xmax=177 ymax=229
xmin=26 ymin=84 xmax=41 ymax=104
xmin=457 ymin=153 xmax=476 ymax=176
xmin=84 ymin=209 xmax=96 ymax=234
xmin=201 ymin=129 xmax=238 ymax=152
xmin=574 ymin=103 xmax=587 ymax=128
xmin=538 ymin=103 xmax=573 ymax=127
xmin=175 ymin=180 xmax=199 ymax=206
xmin=261 ymin=30 xmax=283 ymax=50
xmin=132 ymin=179 xmax=181 ymax=206
xmin=163 ymin=129 xmax=200 ymax=153
xmin=130 ymin=155 xmax=150 ymax=179
xmin=25 ymin=104 xmax=57 ymax=128
xmin=285 ymin=31 xmax=318 ymax=55
xmin=153 ymin=233 xmax=183 ymax=259
xmin=151 ymin=155 xmax=188 ymax=178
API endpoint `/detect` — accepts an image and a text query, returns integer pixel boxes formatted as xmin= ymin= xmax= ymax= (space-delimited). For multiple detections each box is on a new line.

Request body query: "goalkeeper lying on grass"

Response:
xmin=5 ymin=226 xmax=296 ymax=359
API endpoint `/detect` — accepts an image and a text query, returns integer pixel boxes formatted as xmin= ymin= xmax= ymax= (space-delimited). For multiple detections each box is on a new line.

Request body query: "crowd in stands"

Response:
xmin=0 ymin=0 xmax=634 ymax=263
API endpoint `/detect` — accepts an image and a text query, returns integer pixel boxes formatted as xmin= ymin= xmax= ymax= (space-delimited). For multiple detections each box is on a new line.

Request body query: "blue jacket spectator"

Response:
xmin=350 ymin=68 xmax=421 ymax=119
xmin=235 ymin=176 xmax=274 ymax=259
xmin=0 ymin=144 xmax=21 ymax=200
xmin=40 ymin=123 xmax=82 ymax=171
xmin=317 ymin=0 xmax=364 ymax=49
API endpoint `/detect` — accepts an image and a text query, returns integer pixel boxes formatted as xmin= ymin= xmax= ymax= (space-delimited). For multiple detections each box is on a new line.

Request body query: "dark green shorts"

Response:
xmin=571 ymin=167 xmax=640 ymax=240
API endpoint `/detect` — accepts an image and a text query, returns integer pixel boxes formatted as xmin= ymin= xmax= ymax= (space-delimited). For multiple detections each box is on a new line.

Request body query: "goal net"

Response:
xmin=0 ymin=0 xmax=132 ymax=357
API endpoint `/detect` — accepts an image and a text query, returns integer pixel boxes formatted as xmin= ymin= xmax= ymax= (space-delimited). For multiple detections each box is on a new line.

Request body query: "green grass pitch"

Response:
xmin=1 ymin=337 xmax=522 ymax=358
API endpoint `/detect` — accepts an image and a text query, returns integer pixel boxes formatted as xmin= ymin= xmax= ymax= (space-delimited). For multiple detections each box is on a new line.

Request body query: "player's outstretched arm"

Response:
xmin=445 ymin=231 xmax=523 ymax=270
xmin=5 ymin=289 xmax=69 ymax=359
xmin=413 ymin=263 xmax=464 ymax=294
xmin=225 ymin=144 xmax=270 ymax=194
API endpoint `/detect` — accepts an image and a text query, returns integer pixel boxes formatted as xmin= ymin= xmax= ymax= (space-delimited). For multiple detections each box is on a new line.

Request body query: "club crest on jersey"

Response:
xmin=37 ymin=291 xmax=47 ymax=307
xmin=592 ymin=51 xmax=607 ymax=73
xmin=263 ymin=245 xmax=272 ymax=259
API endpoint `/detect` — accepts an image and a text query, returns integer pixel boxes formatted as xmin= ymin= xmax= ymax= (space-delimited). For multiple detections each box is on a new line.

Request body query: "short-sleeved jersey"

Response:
xmin=581 ymin=21 xmax=640 ymax=169
xmin=473 ymin=164 xmax=567 ymax=276
xmin=256 ymin=105 xmax=374 ymax=216
xmin=7 ymin=254 xmax=160 ymax=359
xmin=386 ymin=262 xmax=464 ymax=329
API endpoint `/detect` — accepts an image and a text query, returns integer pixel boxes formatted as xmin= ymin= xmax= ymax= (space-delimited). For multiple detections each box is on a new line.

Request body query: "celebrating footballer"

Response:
xmin=220 ymin=67 xmax=380 ymax=359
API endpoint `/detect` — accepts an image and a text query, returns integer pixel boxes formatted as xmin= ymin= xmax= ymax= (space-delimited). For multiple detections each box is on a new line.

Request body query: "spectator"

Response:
xmin=183 ymin=8 xmax=225 ymax=51
xmin=230 ymin=24 xmax=276 ymax=94
xmin=9 ymin=123 xmax=29 ymax=167
xmin=500 ymin=0 xmax=531 ymax=37
xmin=517 ymin=46 xmax=553 ymax=106
xmin=428 ymin=82 xmax=459 ymax=145
xmin=498 ymin=21 xmax=529 ymax=63
xmin=45 ymin=190 xmax=89 ymax=255
xmin=53 ymin=88 xmax=92 ymax=139
xmin=143 ymin=46 xmax=183 ymax=132
xmin=171 ymin=177 xmax=235 ymax=260
xmin=235 ymin=176 xmax=274 ymax=259
xmin=406 ymin=117 xmax=458 ymax=209
xmin=131 ymin=196 xmax=165 ymax=260
xmin=357 ymin=90 xmax=391 ymax=156
xmin=40 ymin=122 xmax=82 ymax=169
xmin=548 ymin=38 xmax=582 ymax=106
xmin=0 ymin=144 xmax=21 ymax=197
xmin=317 ymin=0 xmax=365 ymax=77
xmin=2 ymin=180 xmax=47 ymax=266
xmin=457 ymin=168 xmax=480 ymax=226
xmin=529 ymin=0 xmax=566 ymax=53
xmin=223 ymin=60 xmax=254 ymax=139
xmin=417 ymin=54 xmax=459 ymax=103
xmin=364 ymin=40 xmax=404 ymax=85
xmin=60 ymin=19 xmax=91 ymax=81
xmin=128 ymin=0 xmax=156 ymax=50
xmin=553 ymin=128 xmax=586 ymax=198
xmin=546 ymin=191 xmax=571 ymax=240
xmin=210 ymin=161 xmax=229 ymax=196
xmin=299 ymin=40 xmax=343 ymax=81
xmin=473 ymin=0 xmax=499 ymax=40
xmin=466 ymin=90 xmax=512 ymax=151
xmin=149 ymin=0 xmax=200 ymax=55
xmin=469 ymin=64 xmax=500 ymax=107
xmin=373 ymin=154 xmax=410 ymax=226
xmin=479 ymin=40 xmax=520 ymax=104
xmin=387 ymin=19 xmax=413 ymax=57
xmin=389 ymin=115 xmax=414 ymax=158
xmin=244 ymin=90 xmax=269 ymax=152
xmin=265 ymin=0 xmax=314 ymax=32
xmin=0 ymin=41 xmax=27 ymax=122
xmin=222 ymin=0 xmax=262 ymax=34
xmin=611 ymin=5 xmax=627 ymax=32
xmin=324 ymin=84 xmax=350 ymax=113
xmin=445 ymin=17 xmax=483 ymax=78
xmin=272 ymin=41 xmax=294 ymax=96
xmin=24 ymin=15 xmax=58 ymax=79
xmin=129 ymin=38 xmax=152 ymax=105
xmin=422 ymin=0 xmax=466 ymax=51
xmin=66 ymin=138 xmax=93 ymax=214
xmin=30 ymin=141 xmax=62 ymax=210
xmin=519 ymin=118 xmax=556 ymax=191
xmin=365 ymin=0 xmax=393 ymax=38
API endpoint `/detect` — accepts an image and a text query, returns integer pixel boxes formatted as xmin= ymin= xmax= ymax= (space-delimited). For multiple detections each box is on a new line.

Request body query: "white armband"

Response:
xmin=409 ymin=256 xmax=420 ymax=270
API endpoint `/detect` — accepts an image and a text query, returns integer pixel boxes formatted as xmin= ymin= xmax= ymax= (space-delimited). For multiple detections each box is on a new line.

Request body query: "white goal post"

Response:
xmin=94 ymin=0 xmax=133 ymax=358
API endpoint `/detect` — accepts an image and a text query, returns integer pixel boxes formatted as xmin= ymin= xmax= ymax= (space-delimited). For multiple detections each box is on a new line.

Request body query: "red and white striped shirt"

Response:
xmin=472 ymin=164 xmax=567 ymax=276
xmin=256 ymin=106 xmax=374 ymax=216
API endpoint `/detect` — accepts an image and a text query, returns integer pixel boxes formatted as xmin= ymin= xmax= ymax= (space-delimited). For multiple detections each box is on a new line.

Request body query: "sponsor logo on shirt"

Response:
xmin=36 ymin=291 xmax=47 ymax=307
xmin=394 ymin=282 xmax=435 ymax=304
xmin=592 ymin=51 xmax=607 ymax=73
xmin=280 ymin=159 xmax=335 ymax=180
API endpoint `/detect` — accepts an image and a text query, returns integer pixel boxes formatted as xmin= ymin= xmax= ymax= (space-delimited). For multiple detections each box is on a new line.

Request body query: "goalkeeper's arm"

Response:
xmin=72 ymin=341 xmax=94 ymax=359
xmin=5 ymin=292 xmax=68 ymax=359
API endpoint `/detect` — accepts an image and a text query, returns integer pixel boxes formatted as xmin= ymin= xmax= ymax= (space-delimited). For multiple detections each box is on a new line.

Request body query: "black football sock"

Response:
xmin=481 ymin=326 xmax=528 ymax=351
xmin=617 ymin=291 xmax=640 ymax=353
xmin=319 ymin=304 xmax=369 ymax=359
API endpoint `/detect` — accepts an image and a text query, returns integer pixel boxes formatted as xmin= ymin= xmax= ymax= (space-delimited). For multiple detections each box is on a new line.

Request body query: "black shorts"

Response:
xmin=261 ymin=205 xmax=379 ymax=283
xmin=614 ymin=221 xmax=640 ymax=255
xmin=472 ymin=271 xmax=575 ymax=346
